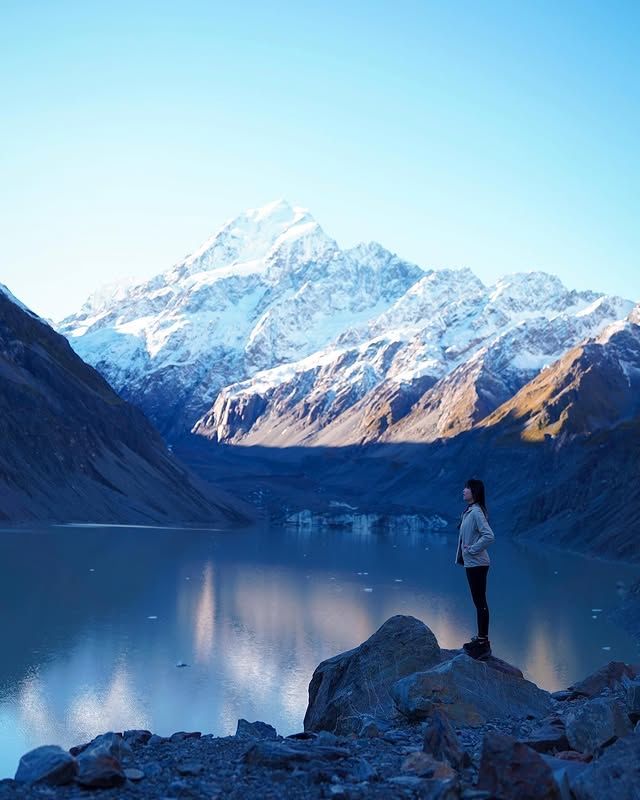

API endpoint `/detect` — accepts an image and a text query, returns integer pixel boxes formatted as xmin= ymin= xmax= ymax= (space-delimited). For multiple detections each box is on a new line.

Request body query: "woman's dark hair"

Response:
xmin=465 ymin=478 xmax=488 ymax=519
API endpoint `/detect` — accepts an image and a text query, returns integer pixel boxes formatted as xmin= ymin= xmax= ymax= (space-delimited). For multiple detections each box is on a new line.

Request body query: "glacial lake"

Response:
xmin=1 ymin=517 xmax=639 ymax=778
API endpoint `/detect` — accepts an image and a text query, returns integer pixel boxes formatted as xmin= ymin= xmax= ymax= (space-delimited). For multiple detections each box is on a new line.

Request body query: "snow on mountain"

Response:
xmin=627 ymin=302 xmax=640 ymax=326
xmin=478 ymin=310 xmax=640 ymax=441
xmin=58 ymin=200 xmax=424 ymax=438
xmin=59 ymin=199 xmax=634 ymax=446
xmin=194 ymin=269 xmax=633 ymax=446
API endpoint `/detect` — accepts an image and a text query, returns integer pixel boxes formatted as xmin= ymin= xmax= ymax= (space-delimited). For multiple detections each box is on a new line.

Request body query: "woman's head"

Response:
xmin=463 ymin=478 xmax=488 ymax=517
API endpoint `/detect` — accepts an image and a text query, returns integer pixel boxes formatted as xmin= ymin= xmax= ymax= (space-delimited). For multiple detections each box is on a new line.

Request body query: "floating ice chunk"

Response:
xmin=602 ymin=646 xmax=612 ymax=651
xmin=394 ymin=579 xmax=403 ymax=582
xmin=591 ymin=608 xmax=603 ymax=612
xmin=147 ymin=615 xmax=158 ymax=620
xmin=363 ymin=587 xmax=373 ymax=592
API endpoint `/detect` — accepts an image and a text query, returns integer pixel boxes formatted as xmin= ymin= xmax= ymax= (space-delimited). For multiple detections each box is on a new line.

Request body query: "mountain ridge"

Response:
xmin=58 ymin=200 xmax=635 ymax=447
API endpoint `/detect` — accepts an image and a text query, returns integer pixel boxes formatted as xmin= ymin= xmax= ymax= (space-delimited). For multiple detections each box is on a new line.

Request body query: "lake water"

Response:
xmin=1 ymin=517 xmax=639 ymax=779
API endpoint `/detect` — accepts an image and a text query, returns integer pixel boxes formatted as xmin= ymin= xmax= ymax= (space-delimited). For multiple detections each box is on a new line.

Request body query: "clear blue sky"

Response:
xmin=1 ymin=0 xmax=639 ymax=320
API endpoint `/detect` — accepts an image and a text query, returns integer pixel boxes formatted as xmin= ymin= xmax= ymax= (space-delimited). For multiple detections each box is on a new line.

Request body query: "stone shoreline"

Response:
xmin=2 ymin=616 xmax=639 ymax=800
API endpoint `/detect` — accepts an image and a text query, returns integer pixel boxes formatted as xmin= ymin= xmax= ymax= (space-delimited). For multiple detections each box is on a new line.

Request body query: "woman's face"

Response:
xmin=462 ymin=486 xmax=473 ymax=503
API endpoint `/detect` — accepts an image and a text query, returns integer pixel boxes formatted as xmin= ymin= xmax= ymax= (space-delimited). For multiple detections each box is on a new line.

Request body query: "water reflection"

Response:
xmin=0 ymin=517 xmax=638 ymax=779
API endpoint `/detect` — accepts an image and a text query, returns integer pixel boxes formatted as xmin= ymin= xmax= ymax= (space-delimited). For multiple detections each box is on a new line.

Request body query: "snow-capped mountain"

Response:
xmin=59 ymin=200 xmax=424 ymax=438
xmin=479 ymin=303 xmax=640 ymax=441
xmin=60 ymin=199 xmax=634 ymax=445
xmin=193 ymin=271 xmax=634 ymax=446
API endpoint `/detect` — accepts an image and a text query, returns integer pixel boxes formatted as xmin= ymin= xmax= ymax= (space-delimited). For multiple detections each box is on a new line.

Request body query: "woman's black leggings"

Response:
xmin=465 ymin=565 xmax=490 ymax=637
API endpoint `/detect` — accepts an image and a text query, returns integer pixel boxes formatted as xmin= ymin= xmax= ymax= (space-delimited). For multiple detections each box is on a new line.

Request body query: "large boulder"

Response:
xmin=303 ymin=615 xmax=441 ymax=734
xmin=571 ymin=733 xmax=640 ymax=800
xmin=75 ymin=752 xmax=126 ymax=788
xmin=69 ymin=731 xmax=133 ymax=759
xmin=14 ymin=745 xmax=77 ymax=786
xmin=235 ymin=719 xmax=278 ymax=740
xmin=565 ymin=696 xmax=633 ymax=754
xmin=566 ymin=661 xmax=637 ymax=699
xmin=477 ymin=732 xmax=562 ymax=800
xmin=392 ymin=653 xmax=553 ymax=726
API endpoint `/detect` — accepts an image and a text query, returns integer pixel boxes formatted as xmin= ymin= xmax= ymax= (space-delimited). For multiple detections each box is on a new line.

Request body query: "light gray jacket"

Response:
xmin=454 ymin=504 xmax=495 ymax=567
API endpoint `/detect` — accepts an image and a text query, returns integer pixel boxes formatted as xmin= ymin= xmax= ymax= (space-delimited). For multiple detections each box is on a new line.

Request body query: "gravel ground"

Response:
xmin=0 ymin=699 xmax=579 ymax=800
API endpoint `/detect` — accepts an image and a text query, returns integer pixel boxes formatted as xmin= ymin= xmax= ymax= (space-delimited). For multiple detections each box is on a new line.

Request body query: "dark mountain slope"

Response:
xmin=0 ymin=288 xmax=252 ymax=525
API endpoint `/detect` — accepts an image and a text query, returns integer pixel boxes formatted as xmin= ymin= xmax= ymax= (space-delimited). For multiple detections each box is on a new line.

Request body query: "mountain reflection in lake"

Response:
xmin=1 ymin=515 xmax=638 ymax=778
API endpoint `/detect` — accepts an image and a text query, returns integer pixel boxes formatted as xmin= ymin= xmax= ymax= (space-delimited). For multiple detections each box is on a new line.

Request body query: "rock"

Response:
xmin=422 ymin=708 xmax=469 ymax=769
xmin=315 ymin=730 xmax=340 ymax=746
xmin=169 ymin=777 xmax=196 ymax=795
xmin=358 ymin=716 xmax=387 ymax=737
xmin=566 ymin=696 xmax=632 ymax=753
xmin=141 ymin=760 xmax=163 ymax=778
xmin=170 ymin=730 xmax=202 ymax=741
xmin=382 ymin=728 xmax=409 ymax=744
xmin=540 ymin=754 xmax=590 ymax=784
xmin=551 ymin=690 xmax=575 ymax=701
xmin=242 ymin=740 xmax=350 ymax=769
xmin=235 ymin=718 xmax=278 ymax=739
xmin=521 ymin=716 xmax=570 ymax=753
xmin=392 ymin=654 xmax=552 ymax=726
xmin=389 ymin=775 xmax=461 ymax=799
xmin=480 ymin=655 xmax=524 ymax=679
xmin=349 ymin=757 xmax=376 ymax=782
xmin=555 ymin=750 xmax=592 ymax=762
xmin=571 ymin=733 xmax=640 ymax=800
xmin=303 ymin=615 xmax=441 ymax=734
xmin=627 ymin=678 xmax=640 ymax=721
xmin=123 ymin=729 xmax=152 ymax=746
xmin=477 ymin=732 xmax=562 ymax=800
xmin=124 ymin=767 xmax=145 ymax=780
xmin=387 ymin=774 xmax=424 ymax=787
xmin=401 ymin=751 xmax=457 ymax=780
xmin=75 ymin=752 xmax=126 ymax=788
xmin=81 ymin=731 xmax=133 ymax=761
xmin=148 ymin=734 xmax=170 ymax=745
xmin=567 ymin=661 xmax=637 ymax=699
xmin=176 ymin=760 xmax=204 ymax=775
xmin=14 ymin=745 xmax=78 ymax=786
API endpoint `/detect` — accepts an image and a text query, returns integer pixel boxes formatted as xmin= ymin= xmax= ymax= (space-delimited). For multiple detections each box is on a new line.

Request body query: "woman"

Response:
xmin=455 ymin=478 xmax=495 ymax=659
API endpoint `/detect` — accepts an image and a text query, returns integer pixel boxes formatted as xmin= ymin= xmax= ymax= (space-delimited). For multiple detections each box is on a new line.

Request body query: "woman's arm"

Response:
xmin=466 ymin=507 xmax=495 ymax=554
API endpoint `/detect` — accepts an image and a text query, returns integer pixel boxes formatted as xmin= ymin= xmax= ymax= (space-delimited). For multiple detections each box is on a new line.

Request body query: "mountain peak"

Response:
xmin=173 ymin=199 xmax=331 ymax=278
